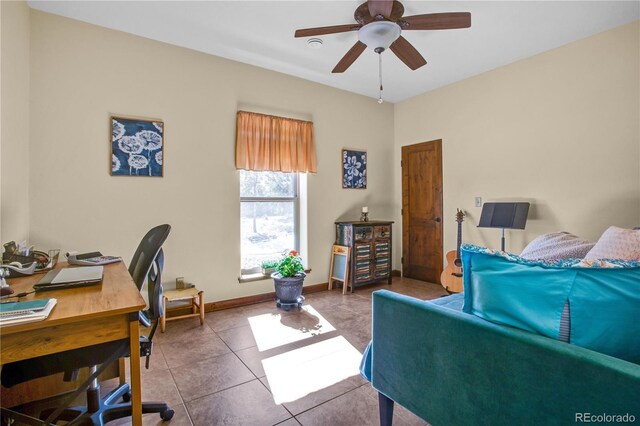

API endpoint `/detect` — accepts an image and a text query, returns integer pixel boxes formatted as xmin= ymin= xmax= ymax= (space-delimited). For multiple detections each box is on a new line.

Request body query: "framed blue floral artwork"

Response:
xmin=342 ymin=149 xmax=367 ymax=189
xmin=111 ymin=116 xmax=164 ymax=177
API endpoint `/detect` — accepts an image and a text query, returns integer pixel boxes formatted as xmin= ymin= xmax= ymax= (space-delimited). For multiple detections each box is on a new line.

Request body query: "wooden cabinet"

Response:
xmin=335 ymin=221 xmax=393 ymax=292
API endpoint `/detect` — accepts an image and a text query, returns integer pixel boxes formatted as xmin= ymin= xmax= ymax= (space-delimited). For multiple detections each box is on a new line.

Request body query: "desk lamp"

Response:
xmin=478 ymin=202 xmax=530 ymax=252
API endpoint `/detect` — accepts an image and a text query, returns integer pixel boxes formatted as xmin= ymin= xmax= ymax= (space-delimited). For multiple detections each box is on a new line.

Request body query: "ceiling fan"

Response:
xmin=294 ymin=0 xmax=471 ymax=73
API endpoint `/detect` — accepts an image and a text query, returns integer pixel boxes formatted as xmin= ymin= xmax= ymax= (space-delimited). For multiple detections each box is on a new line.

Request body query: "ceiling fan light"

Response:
xmin=358 ymin=21 xmax=401 ymax=51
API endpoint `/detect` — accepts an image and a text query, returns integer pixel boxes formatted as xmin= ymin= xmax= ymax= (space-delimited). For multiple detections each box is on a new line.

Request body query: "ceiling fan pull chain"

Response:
xmin=378 ymin=53 xmax=384 ymax=104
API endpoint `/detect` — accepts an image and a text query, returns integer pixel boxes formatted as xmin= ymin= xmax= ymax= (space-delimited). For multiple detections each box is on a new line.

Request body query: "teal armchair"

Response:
xmin=361 ymin=290 xmax=640 ymax=426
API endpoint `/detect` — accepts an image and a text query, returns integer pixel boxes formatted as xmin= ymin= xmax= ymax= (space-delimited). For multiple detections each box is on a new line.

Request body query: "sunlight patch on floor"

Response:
xmin=247 ymin=305 xmax=336 ymax=352
xmin=262 ymin=336 xmax=362 ymax=405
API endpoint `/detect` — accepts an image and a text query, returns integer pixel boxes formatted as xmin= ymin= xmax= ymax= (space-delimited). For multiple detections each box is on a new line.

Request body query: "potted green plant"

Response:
xmin=272 ymin=250 xmax=306 ymax=310
xmin=260 ymin=259 xmax=279 ymax=276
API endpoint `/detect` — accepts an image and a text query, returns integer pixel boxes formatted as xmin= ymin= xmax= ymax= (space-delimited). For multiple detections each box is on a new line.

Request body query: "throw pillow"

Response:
xmin=520 ymin=232 xmax=594 ymax=262
xmin=461 ymin=244 xmax=640 ymax=363
xmin=585 ymin=226 xmax=640 ymax=260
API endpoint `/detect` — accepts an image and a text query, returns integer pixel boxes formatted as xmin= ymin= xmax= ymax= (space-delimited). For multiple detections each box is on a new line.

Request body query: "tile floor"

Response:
xmin=34 ymin=277 xmax=449 ymax=425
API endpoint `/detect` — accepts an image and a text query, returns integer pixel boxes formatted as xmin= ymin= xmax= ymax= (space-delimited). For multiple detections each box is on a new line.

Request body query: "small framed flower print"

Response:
xmin=111 ymin=116 xmax=164 ymax=177
xmin=342 ymin=149 xmax=367 ymax=189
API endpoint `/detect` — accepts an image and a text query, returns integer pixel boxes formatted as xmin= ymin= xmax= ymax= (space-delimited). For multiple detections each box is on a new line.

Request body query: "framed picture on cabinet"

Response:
xmin=342 ymin=149 xmax=366 ymax=189
xmin=111 ymin=116 xmax=164 ymax=177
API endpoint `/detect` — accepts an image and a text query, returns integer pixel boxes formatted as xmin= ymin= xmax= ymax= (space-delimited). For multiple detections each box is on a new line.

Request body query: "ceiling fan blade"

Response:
xmin=402 ymin=12 xmax=471 ymax=30
xmin=367 ymin=0 xmax=393 ymax=19
xmin=332 ymin=41 xmax=367 ymax=73
xmin=390 ymin=36 xmax=427 ymax=70
xmin=295 ymin=24 xmax=361 ymax=38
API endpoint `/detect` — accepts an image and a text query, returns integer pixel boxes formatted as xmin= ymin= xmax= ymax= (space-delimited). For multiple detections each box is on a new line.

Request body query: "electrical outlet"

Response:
xmin=475 ymin=197 xmax=482 ymax=207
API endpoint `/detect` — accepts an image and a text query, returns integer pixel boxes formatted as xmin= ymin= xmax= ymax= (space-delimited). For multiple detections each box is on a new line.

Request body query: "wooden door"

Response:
xmin=402 ymin=140 xmax=443 ymax=283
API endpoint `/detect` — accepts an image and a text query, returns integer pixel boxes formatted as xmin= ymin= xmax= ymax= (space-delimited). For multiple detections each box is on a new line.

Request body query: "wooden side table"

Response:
xmin=161 ymin=287 xmax=204 ymax=332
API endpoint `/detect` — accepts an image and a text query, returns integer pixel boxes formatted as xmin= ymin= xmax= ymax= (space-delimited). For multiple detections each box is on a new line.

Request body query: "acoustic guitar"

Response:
xmin=441 ymin=209 xmax=465 ymax=293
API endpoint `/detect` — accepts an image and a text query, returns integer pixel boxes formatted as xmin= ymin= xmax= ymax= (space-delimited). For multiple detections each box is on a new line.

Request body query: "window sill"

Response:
xmin=238 ymin=268 xmax=312 ymax=284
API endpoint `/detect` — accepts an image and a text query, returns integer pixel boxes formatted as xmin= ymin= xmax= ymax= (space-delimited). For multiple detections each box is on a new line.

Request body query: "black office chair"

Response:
xmin=130 ymin=224 xmax=172 ymax=291
xmin=129 ymin=224 xmax=171 ymax=328
xmin=0 ymin=225 xmax=173 ymax=426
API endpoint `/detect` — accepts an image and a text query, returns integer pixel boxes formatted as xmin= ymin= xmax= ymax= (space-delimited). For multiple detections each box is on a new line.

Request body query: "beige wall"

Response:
xmin=8 ymin=8 xmax=639 ymax=299
xmin=1 ymin=0 xmax=31 ymax=244
xmin=28 ymin=11 xmax=394 ymax=302
xmin=393 ymin=21 xmax=640 ymax=264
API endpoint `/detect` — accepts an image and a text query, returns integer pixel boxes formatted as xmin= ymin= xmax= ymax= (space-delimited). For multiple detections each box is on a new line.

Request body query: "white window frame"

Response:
xmin=240 ymin=171 xmax=300 ymax=275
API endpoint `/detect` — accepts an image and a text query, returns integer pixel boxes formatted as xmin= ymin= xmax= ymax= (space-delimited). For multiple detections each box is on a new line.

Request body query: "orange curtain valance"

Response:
xmin=235 ymin=111 xmax=317 ymax=173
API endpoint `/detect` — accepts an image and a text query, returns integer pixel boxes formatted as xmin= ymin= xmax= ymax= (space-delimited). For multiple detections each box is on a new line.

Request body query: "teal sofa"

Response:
xmin=360 ymin=290 xmax=640 ymax=426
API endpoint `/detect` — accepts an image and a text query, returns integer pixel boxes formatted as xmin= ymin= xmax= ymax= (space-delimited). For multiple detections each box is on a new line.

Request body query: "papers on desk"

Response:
xmin=0 ymin=298 xmax=57 ymax=327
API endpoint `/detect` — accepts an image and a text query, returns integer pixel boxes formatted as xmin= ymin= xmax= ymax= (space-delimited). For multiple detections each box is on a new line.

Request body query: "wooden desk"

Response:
xmin=0 ymin=262 xmax=146 ymax=426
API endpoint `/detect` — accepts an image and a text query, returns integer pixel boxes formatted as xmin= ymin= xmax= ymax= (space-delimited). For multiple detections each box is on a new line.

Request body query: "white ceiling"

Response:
xmin=28 ymin=1 xmax=640 ymax=103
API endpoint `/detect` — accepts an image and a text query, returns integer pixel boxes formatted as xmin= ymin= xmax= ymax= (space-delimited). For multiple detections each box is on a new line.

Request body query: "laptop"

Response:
xmin=34 ymin=266 xmax=104 ymax=292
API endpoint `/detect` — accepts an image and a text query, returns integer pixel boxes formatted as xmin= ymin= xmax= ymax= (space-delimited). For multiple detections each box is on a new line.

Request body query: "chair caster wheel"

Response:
xmin=160 ymin=409 xmax=175 ymax=421
xmin=122 ymin=391 xmax=131 ymax=402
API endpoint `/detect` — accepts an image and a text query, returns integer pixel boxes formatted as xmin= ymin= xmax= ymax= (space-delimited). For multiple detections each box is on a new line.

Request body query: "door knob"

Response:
xmin=433 ymin=217 xmax=442 ymax=223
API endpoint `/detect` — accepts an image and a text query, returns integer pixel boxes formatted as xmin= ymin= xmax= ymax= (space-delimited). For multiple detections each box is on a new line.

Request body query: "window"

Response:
xmin=240 ymin=170 xmax=299 ymax=274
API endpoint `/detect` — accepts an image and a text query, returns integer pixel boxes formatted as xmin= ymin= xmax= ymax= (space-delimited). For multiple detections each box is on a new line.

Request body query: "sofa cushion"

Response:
xmin=520 ymin=232 xmax=594 ymax=262
xmin=461 ymin=244 xmax=640 ymax=363
xmin=432 ymin=291 xmax=572 ymax=342
xmin=585 ymin=226 xmax=640 ymax=260
xmin=429 ymin=292 xmax=464 ymax=311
